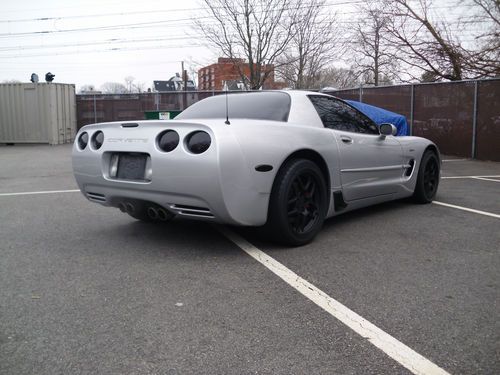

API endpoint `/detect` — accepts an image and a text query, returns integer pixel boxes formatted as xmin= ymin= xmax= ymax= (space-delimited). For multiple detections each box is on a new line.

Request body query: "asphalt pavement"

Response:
xmin=0 ymin=144 xmax=498 ymax=375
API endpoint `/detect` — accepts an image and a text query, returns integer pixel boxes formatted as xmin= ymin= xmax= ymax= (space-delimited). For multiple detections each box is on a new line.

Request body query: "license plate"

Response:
xmin=115 ymin=153 xmax=148 ymax=181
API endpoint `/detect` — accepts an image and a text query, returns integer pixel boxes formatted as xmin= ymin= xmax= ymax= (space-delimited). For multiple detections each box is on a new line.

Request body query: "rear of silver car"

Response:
xmin=73 ymin=121 xmax=231 ymax=222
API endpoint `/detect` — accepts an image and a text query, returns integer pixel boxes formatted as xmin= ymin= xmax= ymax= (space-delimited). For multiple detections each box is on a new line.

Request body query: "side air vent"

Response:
xmin=121 ymin=123 xmax=139 ymax=128
xmin=168 ymin=204 xmax=214 ymax=218
xmin=405 ymin=159 xmax=415 ymax=177
xmin=333 ymin=191 xmax=347 ymax=211
xmin=86 ymin=192 xmax=106 ymax=203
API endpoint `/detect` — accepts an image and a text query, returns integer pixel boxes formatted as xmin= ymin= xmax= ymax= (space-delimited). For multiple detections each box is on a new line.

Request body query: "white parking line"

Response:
xmin=0 ymin=189 xmax=80 ymax=197
xmin=218 ymin=226 xmax=450 ymax=375
xmin=441 ymin=175 xmax=500 ymax=179
xmin=442 ymin=159 xmax=469 ymax=162
xmin=472 ymin=177 xmax=500 ymax=183
xmin=433 ymin=201 xmax=500 ymax=219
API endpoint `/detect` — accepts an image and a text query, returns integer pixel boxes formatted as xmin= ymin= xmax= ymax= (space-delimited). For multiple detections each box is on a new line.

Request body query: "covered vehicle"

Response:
xmin=345 ymin=100 xmax=409 ymax=136
xmin=73 ymin=91 xmax=440 ymax=246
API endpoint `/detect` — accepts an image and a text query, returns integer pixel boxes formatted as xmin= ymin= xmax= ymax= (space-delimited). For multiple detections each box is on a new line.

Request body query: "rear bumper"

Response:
xmin=72 ymin=121 xmax=270 ymax=226
xmin=78 ymin=181 xmax=220 ymax=221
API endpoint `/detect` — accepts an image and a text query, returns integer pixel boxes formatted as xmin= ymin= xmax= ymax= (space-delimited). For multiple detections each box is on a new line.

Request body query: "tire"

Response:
xmin=412 ymin=150 xmax=440 ymax=203
xmin=266 ymin=159 xmax=328 ymax=246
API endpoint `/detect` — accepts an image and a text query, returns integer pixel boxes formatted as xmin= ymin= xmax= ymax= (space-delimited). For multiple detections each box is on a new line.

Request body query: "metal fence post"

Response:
xmin=410 ymin=84 xmax=415 ymax=136
xmin=359 ymin=84 xmax=363 ymax=102
xmin=93 ymin=94 xmax=97 ymax=124
xmin=472 ymin=80 xmax=478 ymax=159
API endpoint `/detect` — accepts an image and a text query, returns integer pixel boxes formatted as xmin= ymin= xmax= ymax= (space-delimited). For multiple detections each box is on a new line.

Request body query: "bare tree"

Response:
xmin=124 ymin=76 xmax=135 ymax=93
xmin=123 ymin=76 xmax=146 ymax=93
xmin=196 ymin=0 xmax=300 ymax=89
xmin=352 ymin=2 xmax=397 ymax=86
xmin=78 ymin=84 xmax=96 ymax=93
xmin=185 ymin=57 xmax=201 ymax=87
xmin=277 ymin=0 xmax=339 ymax=89
xmin=382 ymin=0 xmax=466 ymax=81
xmin=132 ymin=81 xmax=146 ymax=93
xmin=460 ymin=0 xmax=500 ymax=78
xmin=315 ymin=67 xmax=360 ymax=89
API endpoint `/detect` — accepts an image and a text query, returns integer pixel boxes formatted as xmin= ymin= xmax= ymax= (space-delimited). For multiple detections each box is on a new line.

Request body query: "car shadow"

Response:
xmin=94 ymin=216 xmax=242 ymax=259
xmin=233 ymin=199 xmax=414 ymax=251
xmin=93 ymin=199 xmax=417 ymax=257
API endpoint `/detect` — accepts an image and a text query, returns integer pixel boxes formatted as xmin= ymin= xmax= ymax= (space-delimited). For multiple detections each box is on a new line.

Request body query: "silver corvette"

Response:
xmin=72 ymin=91 xmax=440 ymax=245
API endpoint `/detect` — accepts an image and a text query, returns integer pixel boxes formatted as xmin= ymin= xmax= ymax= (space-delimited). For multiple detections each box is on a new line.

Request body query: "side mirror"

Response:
xmin=379 ymin=123 xmax=397 ymax=137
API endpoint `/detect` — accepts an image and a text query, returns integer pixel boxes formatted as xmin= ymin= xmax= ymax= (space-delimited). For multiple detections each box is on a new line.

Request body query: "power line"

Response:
xmin=0 ymin=35 xmax=195 ymax=52
xmin=0 ymin=1 xmax=353 ymax=37
xmin=0 ymin=7 xmax=208 ymax=23
xmin=0 ymin=0 xmax=366 ymax=24
xmin=0 ymin=43 xmax=207 ymax=59
xmin=0 ymin=14 xmax=490 ymax=40
xmin=0 ymin=1 xmax=493 ymax=59
xmin=0 ymin=17 xmax=209 ymax=38
xmin=0 ymin=0 xmax=481 ymax=24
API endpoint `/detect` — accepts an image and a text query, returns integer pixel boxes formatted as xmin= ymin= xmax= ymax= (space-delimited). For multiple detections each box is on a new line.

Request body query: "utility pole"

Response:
xmin=181 ymin=61 xmax=188 ymax=110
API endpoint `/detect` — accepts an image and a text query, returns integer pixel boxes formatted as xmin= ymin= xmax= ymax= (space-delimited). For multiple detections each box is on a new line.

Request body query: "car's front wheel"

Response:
xmin=266 ymin=159 xmax=327 ymax=246
xmin=412 ymin=150 xmax=440 ymax=203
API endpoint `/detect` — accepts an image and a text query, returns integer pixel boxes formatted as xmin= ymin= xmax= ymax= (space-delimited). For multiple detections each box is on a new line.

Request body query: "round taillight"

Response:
xmin=186 ymin=131 xmax=211 ymax=154
xmin=157 ymin=130 xmax=179 ymax=152
xmin=78 ymin=132 xmax=88 ymax=150
xmin=91 ymin=131 xmax=104 ymax=150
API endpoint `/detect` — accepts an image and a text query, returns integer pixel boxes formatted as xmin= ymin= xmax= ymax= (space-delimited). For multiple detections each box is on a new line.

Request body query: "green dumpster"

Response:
xmin=144 ymin=110 xmax=182 ymax=120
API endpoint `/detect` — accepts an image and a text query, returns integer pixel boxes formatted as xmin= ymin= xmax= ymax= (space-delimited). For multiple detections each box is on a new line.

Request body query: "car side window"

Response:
xmin=308 ymin=95 xmax=379 ymax=135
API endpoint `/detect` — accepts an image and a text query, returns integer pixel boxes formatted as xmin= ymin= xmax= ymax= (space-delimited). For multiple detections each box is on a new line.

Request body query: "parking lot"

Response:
xmin=1 ymin=144 xmax=499 ymax=375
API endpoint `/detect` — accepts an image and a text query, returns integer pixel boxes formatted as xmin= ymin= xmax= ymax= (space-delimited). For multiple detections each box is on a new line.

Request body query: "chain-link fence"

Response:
xmin=325 ymin=78 xmax=500 ymax=161
xmin=76 ymin=79 xmax=500 ymax=161
xmin=76 ymin=91 xmax=220 ymax=129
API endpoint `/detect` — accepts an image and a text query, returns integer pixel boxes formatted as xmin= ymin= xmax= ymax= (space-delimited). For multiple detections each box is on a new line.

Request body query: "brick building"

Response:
xmin=198 ymin=57 xmax=285 ymax=90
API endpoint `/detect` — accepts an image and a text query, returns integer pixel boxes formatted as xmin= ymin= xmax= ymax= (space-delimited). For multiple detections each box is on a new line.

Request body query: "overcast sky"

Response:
xmin=0 ymin=0 xmax=481 ymax=90
xmin=0 ymin=0 xmax=217 ymax=89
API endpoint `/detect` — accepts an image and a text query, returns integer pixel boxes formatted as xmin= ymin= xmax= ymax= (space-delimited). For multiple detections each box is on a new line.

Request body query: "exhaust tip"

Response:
xmin=147 ymin=206 xmax=159 ymax=220
xmin=118 ymin=202 xmax=127 ymax=212
xmin=157 ymin=208 xmax=168 ymax=221
xmin=157 ymin=207 xmax=174 ymax=221
xmin=125 ymin=202 xmax=135 ymax=213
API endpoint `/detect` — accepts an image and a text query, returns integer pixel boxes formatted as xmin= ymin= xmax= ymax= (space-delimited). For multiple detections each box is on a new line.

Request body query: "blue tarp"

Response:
xmin=346 ymin=100 xmax=409 ymax=136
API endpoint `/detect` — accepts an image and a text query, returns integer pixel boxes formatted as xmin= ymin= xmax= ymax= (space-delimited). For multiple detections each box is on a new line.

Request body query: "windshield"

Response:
xmin=176 ymin=91 xmax=291 ymax=122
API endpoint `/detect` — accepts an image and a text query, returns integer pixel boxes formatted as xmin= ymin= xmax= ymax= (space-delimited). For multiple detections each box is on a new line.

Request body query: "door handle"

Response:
xmin=341 ymin=136 xmax=353 ymax=144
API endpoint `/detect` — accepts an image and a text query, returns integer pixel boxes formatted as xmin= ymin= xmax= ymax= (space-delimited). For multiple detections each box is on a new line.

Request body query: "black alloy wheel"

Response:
xmin=423 ymin=156 xmax=439 ymax=197
xmin=413 ymin=150 xmax=440 ymax=203
xmin=266 ymin=159 xmax=327 ymax=246
xmin=287 ymin=172 xmax=321 ymax=235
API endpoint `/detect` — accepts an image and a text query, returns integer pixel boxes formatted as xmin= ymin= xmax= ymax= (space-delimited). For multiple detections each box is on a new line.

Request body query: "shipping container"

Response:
xmin=0 ymin=83 xmax=77 ymax=145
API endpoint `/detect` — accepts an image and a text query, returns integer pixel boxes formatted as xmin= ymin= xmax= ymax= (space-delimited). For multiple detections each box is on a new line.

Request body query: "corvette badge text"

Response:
xmin=107 ymin=138 xmax=148 ymax=143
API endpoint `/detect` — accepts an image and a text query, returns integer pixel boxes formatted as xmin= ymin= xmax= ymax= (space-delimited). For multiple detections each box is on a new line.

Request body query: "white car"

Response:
xmin=73 ymin=91 xmax=440 ymax=245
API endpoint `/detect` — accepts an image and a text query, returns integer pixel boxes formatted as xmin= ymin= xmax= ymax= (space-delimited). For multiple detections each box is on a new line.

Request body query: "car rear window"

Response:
xmin=176 ymin=91 xmax=291 ymax=122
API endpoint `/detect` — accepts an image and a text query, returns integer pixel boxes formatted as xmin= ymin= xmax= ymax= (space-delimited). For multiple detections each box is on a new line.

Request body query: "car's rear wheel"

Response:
xmin=266 ymin=159 xmax=327 ymax=246
xmin=412 ymin=150 xmax=440 ymax=203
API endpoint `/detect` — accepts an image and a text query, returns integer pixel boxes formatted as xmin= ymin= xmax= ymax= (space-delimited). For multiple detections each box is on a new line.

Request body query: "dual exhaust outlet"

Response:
xmin=118 ymin=202 xmax=171 ymax=221
xmin=146 ymin=206 xmax=170 ymax=221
